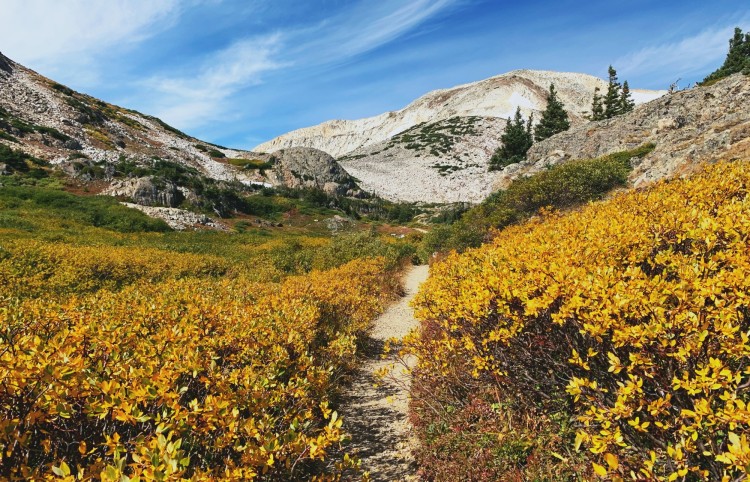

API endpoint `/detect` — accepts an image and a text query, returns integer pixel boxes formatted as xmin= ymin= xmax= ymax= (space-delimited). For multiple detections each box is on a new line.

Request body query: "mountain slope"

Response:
xmin=340 ymin=116 xmax=505 ymax=203
xmin=0 ymin=52 xmax=244 ymax=182
xmin=0 ymin=52 xmax=359 ymax=214
xmin=498 ymin=73 xmax=750 ymax=190
xmin=254 ymin=70 xmax=664 ymax=203
xmin=254 ymin=70 xmax=665 ymax=158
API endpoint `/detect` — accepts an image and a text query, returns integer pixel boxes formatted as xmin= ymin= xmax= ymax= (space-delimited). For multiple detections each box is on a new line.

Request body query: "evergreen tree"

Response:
xmin=489 ymin=107 xmax=534 ymax=170
xmin=534 ymin=83 xmax=571 ymax=142
xmin=620 ymin=80 xmax=635 ymax=114
xmin=702 ymin=27 xmax=750 ymax=84
xmin=590 ymin=87 xmax=604 ymax=121
xmin=603 ymin=65 xmax=622 ymax=119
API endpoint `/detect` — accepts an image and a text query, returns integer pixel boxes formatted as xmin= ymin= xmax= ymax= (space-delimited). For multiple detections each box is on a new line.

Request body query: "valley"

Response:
xmin=1 ymin=17 xmax=750 ymax=482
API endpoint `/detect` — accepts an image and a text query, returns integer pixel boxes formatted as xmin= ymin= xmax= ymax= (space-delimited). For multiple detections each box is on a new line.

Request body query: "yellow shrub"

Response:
xmin=407 ymin=162 xmax=750 ymax=480
xmin=0 ymin=258 xmax=395 ymax=480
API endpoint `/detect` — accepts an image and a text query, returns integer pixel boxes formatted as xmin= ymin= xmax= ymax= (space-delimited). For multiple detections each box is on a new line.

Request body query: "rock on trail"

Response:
xmin=340 ymin=265 xmax=429 ymax=481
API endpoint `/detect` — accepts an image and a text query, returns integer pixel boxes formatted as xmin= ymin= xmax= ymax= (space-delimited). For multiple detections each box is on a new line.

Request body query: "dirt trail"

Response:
xmin=340 ymin=264 xmax=429 ymax=481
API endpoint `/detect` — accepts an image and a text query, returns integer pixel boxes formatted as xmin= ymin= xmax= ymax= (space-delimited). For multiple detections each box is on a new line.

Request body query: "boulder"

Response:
xmin=121 ymin=203 xmax=228 ymax=231
xmin=267 ymin=147 xmax=358 ymax=194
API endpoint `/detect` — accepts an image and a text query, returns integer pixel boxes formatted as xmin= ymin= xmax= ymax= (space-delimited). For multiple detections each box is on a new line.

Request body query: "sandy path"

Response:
xmin=340 ymin=265 xmax=429 ymax=481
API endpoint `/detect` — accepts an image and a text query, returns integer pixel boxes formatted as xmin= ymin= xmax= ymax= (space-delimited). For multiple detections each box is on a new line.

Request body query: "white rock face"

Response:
xmin=340 ymin=116 xmax=506 ymax=203
xmin=254 ymin=70 xmax=666 ymax=158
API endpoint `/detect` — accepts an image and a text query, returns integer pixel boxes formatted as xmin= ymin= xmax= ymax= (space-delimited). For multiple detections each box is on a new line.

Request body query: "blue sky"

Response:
xmin=0 ymin=1 xmax=746 ymax=148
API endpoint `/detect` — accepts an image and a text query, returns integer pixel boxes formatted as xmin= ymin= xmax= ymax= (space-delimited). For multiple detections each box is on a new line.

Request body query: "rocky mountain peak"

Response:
xmin=255 ymin=70 xmax=664 ymax=203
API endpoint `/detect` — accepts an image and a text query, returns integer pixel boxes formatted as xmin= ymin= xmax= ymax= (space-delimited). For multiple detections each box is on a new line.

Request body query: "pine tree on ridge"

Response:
xmin=534 ymin=83 xmax=571 ymax=142
xmin=702 ymin=27 xmax=750 ymax=85
xmin=620 ymin=80 xmax=635 ymax=114
xmin=590 ymin=87 xmax=604 ymax=121
xmin=489 ymin=107 xmax=534 ymax=170
xmin=603 ymin=65 xmax=622 ymax=119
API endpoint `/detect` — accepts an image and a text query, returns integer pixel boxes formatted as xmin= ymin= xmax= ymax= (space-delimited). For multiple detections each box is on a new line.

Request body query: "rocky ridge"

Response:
xmin=255 ymin=70 xmax=664 ymax=203
xmin=0 ymin=52 xmax=244 ymax=183
xmin=497 ymin=73 xmax=750 ymax=189
xmin=0 ymin=52 xmax=358 ymax=213
xmin=254 ymin=70 xmax=665 ymax=158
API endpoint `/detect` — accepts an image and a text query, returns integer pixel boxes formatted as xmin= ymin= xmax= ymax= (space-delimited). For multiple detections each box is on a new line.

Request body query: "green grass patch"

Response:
xmin=0 ymin=143 xmax=48 ymax=174
xmin=391 ymin=116 xmax=481 ymax=156
xmin=0 ymin=186 xmax=171 ymax=233
xmin=0 ymin=131 xmax=19 ymax=143
xmin=0 ymin=106 xmax=72 ymax=142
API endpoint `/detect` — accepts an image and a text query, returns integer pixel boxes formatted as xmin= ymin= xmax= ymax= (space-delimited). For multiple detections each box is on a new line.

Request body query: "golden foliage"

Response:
xmin=407 ymin=161 xmax=750 ymax=480
xmin=0 ymin=257 xmax=396 ymax=480
xmin=0 ymin=239 xmax=232 ymax=298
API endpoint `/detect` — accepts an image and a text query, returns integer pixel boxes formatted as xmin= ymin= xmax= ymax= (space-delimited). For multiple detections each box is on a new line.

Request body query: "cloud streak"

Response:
xmin=0 ymin=0 xmax=189 ymax=84
xmin=293 ymin=0 xmax=462 ymax=62
xmin=148 ymin=0 xmax=461 ymax=130
xmin=147 ymin=35 xmax=285 ymax=128
xmin=615 ymin=21 xmax=750 ymax=85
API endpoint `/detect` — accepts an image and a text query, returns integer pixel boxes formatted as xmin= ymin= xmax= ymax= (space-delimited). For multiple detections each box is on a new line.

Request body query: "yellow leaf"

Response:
xmin=604 ymin=452 xmax=619 ymax=470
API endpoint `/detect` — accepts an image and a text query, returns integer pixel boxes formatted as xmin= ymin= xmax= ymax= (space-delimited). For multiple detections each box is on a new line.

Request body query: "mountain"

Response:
xmin=497 ymin=72 xmax=750 ymax=190
xmin=0 ymin=51 xmax=359 ymax=225
xmin=254 ymin=70 xmax=665 ymax=202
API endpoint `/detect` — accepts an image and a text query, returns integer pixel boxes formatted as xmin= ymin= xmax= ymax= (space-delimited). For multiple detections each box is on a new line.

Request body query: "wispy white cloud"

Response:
xmin=615 ymin=21 xmax=750 ymax=85
xmin=146 ymin=35 xmax=284 ymax=128
xmin=296 ymin=0 xmax=462 ymax=61
xmin=0 ymin=0 xmax=194 ymax=84
xmin=148 ymin=0 xmax=461 ymax=129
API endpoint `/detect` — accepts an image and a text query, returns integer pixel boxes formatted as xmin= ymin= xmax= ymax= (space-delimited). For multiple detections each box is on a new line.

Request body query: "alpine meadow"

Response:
xmin=1 ymin=2 xmax=750 ymax=481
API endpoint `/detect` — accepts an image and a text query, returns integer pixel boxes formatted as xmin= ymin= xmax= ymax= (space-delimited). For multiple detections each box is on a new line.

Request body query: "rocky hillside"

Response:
xmin=255 ymin=70 xmax=664 ymax=203
xmin=255 ymin=70 xmax=663 ymax=158
xmin=497 ymin=73 xmax=750 ymax=190
xmin=0 ymin=52 xmax=359 ymax=211
xmin=340 ymin=116 xmax=505 ymax=203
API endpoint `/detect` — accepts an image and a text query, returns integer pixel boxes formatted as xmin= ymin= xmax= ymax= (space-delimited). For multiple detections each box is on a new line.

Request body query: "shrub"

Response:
xmin=0 ymin=144 xmax=42 ymax=173
xmin=312 ymin=230 xmax=416 ymax=271
xmin=0 ymin=258 xmax=398 ymax=480
xmin=227 ymin=158 xmax=274 ymax=170
xmin=406 ymin=160 xmax=750 ymax=480
xmin=51 ymin=82 xmax=75 ymax=96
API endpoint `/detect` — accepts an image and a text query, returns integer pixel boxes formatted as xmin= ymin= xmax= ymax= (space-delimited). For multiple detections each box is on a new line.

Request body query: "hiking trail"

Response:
xmin=340 ymin=264 xmax=429 ymax=481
